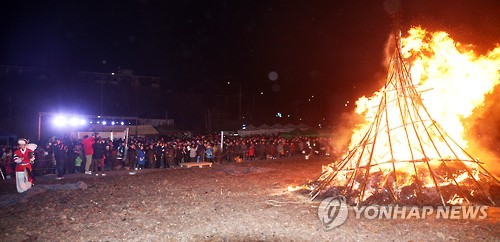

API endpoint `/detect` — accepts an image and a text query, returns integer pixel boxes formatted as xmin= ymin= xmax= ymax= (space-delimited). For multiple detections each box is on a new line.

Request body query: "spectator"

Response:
xmin=92 ymin=138 xmax=106 ymax=176
xmin=189 ymin=144 xmax=197 ymax=162
xmin=52 ymin=137 xmax=66 ymax=180
xmin=82 ymin=134 xmax=95 ymax=175
xmin=155 ymin=142 xmax=165 ymax=168
xmin=127 ymin=143 xmax=138 ymax=175
xmin=165 ymin=144 xmax=175 ymax=168
xmin=248 ymin=143 xmax=255 ymax=161
xmin=146 ymin=144 xmax=156 ymax=168
xmin=73 ymin=144 xmax=83 ymax=173
xmin=196 ymin=141 xmax=205 ymax=162
xmin=137 ymin=145 xmax=146 ymax=170
xmin=174 ymin=145 xmax=183 ymax=166
xmin=116 ymin=141 xmax=125 ymax=170
xmin=205 ymin=143 xmax=214 ymax=162
xmin=2 ymin=151 xmax=14 ymax=179
xmin=104 ymin=144 xmax=113 ymax=171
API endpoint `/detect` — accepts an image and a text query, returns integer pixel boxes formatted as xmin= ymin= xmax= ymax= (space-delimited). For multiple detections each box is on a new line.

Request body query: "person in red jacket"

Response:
xmin=82 ymin=134 xmax=95 ymax=175
xmin=13 ymin=138 xmax=35 ymax=193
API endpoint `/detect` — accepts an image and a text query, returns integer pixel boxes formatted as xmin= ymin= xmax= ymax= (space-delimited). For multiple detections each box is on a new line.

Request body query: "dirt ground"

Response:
xmin=0 ymin=156 xmax=499 ymax=241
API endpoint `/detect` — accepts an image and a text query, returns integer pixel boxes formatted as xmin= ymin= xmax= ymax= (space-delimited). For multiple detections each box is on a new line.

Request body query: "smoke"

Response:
xmin=466 ymin=85 xmax=500 ymax=177
xmin=383 ymin=0 xmax=401 ymax=15
xmin=383 ymin=33 xmax=397 ymax=68
xmin=329 ymin=34 xmax=396 ymax=155
xmin=330 ymin=112 xmax=364 ymax=154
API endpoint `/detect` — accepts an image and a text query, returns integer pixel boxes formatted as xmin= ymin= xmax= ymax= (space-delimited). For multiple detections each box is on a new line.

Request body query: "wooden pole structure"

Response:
xmin=308 ymin=37 xmax=499 ymax=206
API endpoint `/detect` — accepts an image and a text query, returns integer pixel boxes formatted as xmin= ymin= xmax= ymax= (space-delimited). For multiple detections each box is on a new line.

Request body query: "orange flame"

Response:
xmin=350 ymin=27 xmax=499 ymax=160
xmin=402 ymin=28 xmax=500 ymax=149
xmin=318 ymin=27 xmax=499 ymax=202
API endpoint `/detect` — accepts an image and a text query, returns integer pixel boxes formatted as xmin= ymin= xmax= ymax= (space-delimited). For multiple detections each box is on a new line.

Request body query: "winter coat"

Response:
xmin=52 ymin=143 xmax=66 ymax=160
xmin=205 ymin=147 xmax=214 ymax=159
xmin=82 ymin=137 xmax=95 ymax=156
xmin=92 ymin=143 xmax=105 ymax=159
xmin=137 ymin=149 xmax=146 ymax=165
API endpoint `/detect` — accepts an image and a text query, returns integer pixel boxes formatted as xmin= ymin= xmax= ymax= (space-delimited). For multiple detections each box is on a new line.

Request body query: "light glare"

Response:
xmin=53 ymin=116 xmax=67 ymax=127
xmin=69 ymin=117 xmax=79 ymax=126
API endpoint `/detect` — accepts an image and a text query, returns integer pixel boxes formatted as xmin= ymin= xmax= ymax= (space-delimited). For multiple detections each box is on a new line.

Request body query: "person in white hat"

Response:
xmin=13 ymin=138 xmax=35 ymax=193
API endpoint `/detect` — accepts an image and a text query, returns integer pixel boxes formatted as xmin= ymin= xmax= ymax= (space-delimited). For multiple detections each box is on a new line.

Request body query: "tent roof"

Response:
xmin=129 ymin=125 xmax=159 ymax=135
xmin=244 ymin=124 xmax=258 ymax=130
xmin=258 ymin=124 xmax=271 ymax=129
xmin=296 ymin=123 xmax=312 ymax=130
xmin=271 ymin=124 xmax=285 ymax=129
xmin=280 ymin=128 xmax=319 ymax=138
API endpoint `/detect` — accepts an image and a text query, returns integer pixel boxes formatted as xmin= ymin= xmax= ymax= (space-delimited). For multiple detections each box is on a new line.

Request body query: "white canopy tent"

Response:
xmin=71 ymin=124 xmax=159 ymax=140
xmin=237 ymin=123 xmax=312 ymax=137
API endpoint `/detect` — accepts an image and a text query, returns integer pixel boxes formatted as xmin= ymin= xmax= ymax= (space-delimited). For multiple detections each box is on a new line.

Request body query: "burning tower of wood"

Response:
xmin=308 ymin=29 xmax=500 ymax=206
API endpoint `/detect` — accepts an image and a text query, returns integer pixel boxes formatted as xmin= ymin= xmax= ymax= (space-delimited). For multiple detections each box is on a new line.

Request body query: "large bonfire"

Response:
xmin=306 ymin=27 xmax=500 ymax=206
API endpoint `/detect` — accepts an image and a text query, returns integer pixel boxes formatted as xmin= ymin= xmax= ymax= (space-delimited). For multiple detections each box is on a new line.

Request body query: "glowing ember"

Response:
xmin=309 ymin=27 xmax=500 ymax=205
xmin=287 ymin=184 xmax=314 ymax=192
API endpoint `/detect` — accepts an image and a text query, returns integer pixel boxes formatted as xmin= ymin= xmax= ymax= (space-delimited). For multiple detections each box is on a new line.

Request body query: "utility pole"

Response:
xmin=100 ymin=77 xmax=104 ymax=116
xmin=37 ymin=112 xmax=45 ymax=141
xmin=8 ymin=95 xmax=12 ymax=130
xmin=238 ymin=84 xmax=242 ymax=124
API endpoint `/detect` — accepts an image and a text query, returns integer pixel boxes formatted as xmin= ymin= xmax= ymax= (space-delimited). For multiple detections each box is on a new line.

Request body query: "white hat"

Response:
xmin=18 ymin=139 xmax=27 ymax=145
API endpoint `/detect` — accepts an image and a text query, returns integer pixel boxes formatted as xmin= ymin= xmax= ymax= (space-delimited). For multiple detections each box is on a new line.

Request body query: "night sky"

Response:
xmin=1 ymin=0 xmax=499 ymax=129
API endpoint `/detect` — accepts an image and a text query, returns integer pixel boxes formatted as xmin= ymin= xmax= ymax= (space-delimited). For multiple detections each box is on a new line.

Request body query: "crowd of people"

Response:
xmin=1 ymin=134 xmax=338 ymax=184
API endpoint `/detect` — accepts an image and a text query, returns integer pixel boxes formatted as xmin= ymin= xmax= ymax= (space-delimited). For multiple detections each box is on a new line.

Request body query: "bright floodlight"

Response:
xmin=79 ymin=119 xmax=86 ymax=125
xmin=69 ymin=117 xmax=79 ymax=126
xmin=53 ymin=116 xmax=67 ymax=127
xmin=120 ymin=121 xmax=125 ymax=125
xmin=111 ymin=121 xmax=116 ymax=125
xmin=102 ymin=121 xmax=107 ymax=125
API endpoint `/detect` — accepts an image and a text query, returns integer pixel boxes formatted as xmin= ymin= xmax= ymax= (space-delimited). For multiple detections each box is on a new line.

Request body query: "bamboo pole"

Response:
xmin=356 ymin=88 xmax=387 ymax=205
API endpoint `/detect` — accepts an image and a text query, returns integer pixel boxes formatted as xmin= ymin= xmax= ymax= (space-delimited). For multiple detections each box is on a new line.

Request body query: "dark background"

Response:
xmin=0 ymin=0 xmax=498 ymax=139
